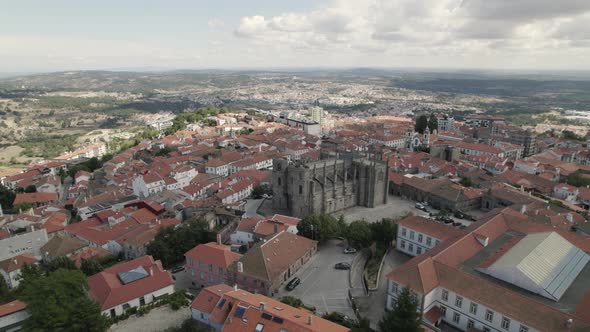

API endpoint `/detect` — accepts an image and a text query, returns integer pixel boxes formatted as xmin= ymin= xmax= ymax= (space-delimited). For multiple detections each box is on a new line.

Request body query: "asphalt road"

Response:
xmin=276 ymin=239 xmax=356 ymax=318
xmin=243 ymin=198 xmax=265 ymax=218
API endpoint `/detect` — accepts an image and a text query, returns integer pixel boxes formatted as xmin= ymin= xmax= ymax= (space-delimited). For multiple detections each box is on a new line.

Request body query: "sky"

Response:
xmin=1 ymin=0 xmax=590 ymax=72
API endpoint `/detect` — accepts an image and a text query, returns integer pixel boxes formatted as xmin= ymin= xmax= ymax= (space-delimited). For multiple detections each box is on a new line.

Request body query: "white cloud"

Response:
xmin=232 ymin=0 xmax=590 ymax=68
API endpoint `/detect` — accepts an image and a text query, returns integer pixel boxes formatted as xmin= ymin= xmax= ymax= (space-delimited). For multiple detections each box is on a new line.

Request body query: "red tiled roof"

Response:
xmin=88 ymin=255 xmax=174 ymax=310
xmin=185 ymin=242 xmax=241 ymax=269
xmin=191 ymin=284 xmax=234 ymax=314
xmin=0 ymin=300 xmax=27 ymax=318
xmin=197 ymin=285 xmax=349 ymax=332
xmin=13 ymin=192 xmax=58 ymax=205
xmin=0 ymin=253 xmax=37 ymax=273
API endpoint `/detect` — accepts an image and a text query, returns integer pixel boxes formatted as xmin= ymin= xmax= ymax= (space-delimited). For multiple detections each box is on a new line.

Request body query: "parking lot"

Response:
xmin=335 ymin=195 xmax=473 ymax=227
xmin=334 ymin=195 xmax=428 ymax=223
xmin=276 ymin=239 xmax=356 ymax=318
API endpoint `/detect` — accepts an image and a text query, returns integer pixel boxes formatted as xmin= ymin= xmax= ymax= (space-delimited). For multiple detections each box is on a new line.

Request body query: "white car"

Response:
xmin=343 ymin=247 xmax=357 ymax=254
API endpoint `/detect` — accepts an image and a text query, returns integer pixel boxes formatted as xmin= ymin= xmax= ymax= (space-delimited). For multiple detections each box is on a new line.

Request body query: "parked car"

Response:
xmin=452 ymin=222 xmax=462 ymax=227
xmin=184 ymin=292 xmax=195 ymax=300
xmin=343 ymin=247 xmax=357 ymax=254
xmin=285 ymin=277 xmax=301 ymax=291
xmin=171 ymin=265 xmax=185 ymax=274
xmin=334 ymin=262 xmax=351 ymax=270
xmin=415 ymin=203 xmax=428 ymax=212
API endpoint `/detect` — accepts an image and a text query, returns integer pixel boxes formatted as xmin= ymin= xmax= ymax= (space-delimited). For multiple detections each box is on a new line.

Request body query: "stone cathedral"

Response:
xmin=271 ymin=157 xmax=389 ymax=218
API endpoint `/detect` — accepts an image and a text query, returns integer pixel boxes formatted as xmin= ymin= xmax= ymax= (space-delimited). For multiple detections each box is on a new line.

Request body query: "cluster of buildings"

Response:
xmin=2 ymin=106 xmax=590 ymax=332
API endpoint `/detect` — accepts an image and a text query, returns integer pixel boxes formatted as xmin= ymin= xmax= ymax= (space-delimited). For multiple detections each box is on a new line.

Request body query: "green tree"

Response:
xmin=18 ymin=269 xmax=110 ymax=332
xmin=370 ymin=218 xmax=397 ymax=248
xmin=379 ymin=287 xmax=421 ymax=332
xmin=566 ymin=171 xmax=590 ymax=187
xmin=297 ymin=214 xmax=343 ymax=242
xmin=81 ymin=258 xmax=104 ymax=276
xmin=0 ymin=184 xmax=15 ymax=210
xmin=147 ymin=219 xmax=215 ymax=267
xmin=251 ymin=184 xmax=270 ymax=199
xmin=24 ymin=185 xmax=37 ymax=193
xmin=168 ymin=290 xmax=189 ymax=310
xmin=459 ymin=177 xmax=473 ymax=187
xmin=47 ymin=256 xmax=78 ymax=272
xmin=427 ymin=113 xmax=438 ymax=132
xmin=323 ymin=312 xmax=373 ymax=331
xmin=345 ymin=220 xmax=373 ymax=248
xmin=414 ymin=115 xmax=428 ymax=134
xmin=164 ymin=318 xmax=209 ymax=332
xmin=0 ymin=276 xmax=14 ymax=303
xmin=12 ymin=202 xmax=33 ymax=214
xmin=280 ymin=296 xmax=304 ymax=308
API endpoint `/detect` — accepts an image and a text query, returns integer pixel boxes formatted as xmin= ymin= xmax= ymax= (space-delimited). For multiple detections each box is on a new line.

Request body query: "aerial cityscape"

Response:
xmin=1 ymin=1 xmax=590 ymax=332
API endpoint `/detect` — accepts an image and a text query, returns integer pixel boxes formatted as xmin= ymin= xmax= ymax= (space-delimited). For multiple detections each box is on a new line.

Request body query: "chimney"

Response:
xmin=566 ymin=319 xmax=573 ymax=328
xmin=217 ymin=233 xmax=222 ymax=245
xmin=13 ymin=258 xmax=17 ymax=265
xmin=259 ymin=302 xmax=265 ymax=311
xmin=566 ymin=213 xmax=573 ymax=223
xmin=149 ymin=267 xmax=153 ymax=276
xmin=307 ymin=315 xmax=313 ymax=325
xmin=274 ymin=223 xmax=279 ymax=234
xmin=234 ymin=284 xmax=238 ymax=291
xmin=520 ymin=205 xmax=527 ymax=214
xmin=237 ymin=261 xmax=244 ymax=273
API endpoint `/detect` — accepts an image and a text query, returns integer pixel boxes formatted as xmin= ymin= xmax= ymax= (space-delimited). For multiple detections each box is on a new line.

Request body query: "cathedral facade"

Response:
xmin=271 ymin=157 xmax=389 ymax=218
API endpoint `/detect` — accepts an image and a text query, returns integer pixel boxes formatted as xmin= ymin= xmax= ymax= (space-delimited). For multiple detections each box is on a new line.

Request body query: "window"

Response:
xmin=483 ymin=327 xmax=491 ymax=332
xmin=502 ymin=317 xmax=511 ymax=330
xmin=418 ymin=234 xmax=423 ymax=243
xmin=298 ymin=185 xmax=303 ymax=195
xmin=410 ymin=231 xmax=415 ymax=240
xmin=278 ymin=178 xmax=282 ymax=186
xmin=402 ymin=228 xmax=407 ymax=237
xmin=469 ymin=302 xmax=478 ymax=314
xmin=426 ymin=237 xmax=432 ymax=246
xmin=255 ymin=323 xmax=264 ymax=332
xmin=519 ymin=325 xmax=529 ymax=332
xmin=442 ymin=289 xmax=449 ymax=301
xmin=485 ymin=310 xmax=494 ymax=322
xmin=435 ymin=240 xmax=440 ymax=246
xmin=453 ymin=312 xmax=460 ymax=324
xmin=391 ymin=282 xmax=398 ymax=294
xmin=408 ymin=244 xmax=414 ymax=252
xmin=455 ymin=296 xmax=463 ymax=308
xmin=440 ymin=306 xmax=446 ymax=317
xmin=208 ymin=264 xmax=213 ymax=272
xmin=200 ymin=272 xmax=204 ymax=280
xmin=219 ymin=267 xmax=223 ymax=275
xmin=400 ymin=240 xmax=406 ymax=249
xmin=416 ymin=247 xmax=422 ymax=255
xmin=467 ymin=319 xmax=475 ymax=329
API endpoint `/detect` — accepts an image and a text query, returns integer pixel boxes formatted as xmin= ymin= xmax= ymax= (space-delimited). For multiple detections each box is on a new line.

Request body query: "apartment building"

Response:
xmin=386 ymin=208 xmax=590 ymax=332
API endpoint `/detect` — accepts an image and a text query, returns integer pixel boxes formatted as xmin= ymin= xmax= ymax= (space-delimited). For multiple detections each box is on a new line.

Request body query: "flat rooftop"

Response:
xmin=460 ymin=230 xmax=590 ymax=314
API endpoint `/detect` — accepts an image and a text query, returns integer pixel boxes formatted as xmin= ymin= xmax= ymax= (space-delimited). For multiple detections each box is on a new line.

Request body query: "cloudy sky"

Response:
xmin=1 ymin=0 xmax=590 ymax=72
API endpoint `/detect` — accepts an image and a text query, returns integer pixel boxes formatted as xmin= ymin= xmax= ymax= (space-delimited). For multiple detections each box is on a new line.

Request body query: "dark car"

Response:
xmin=335 ymin=262 xmax=351 ymax=270
xmin=285 ymin=277 xmax=301 ymax=291
xmin=171 ymin=266 xmax=185 ymax=274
